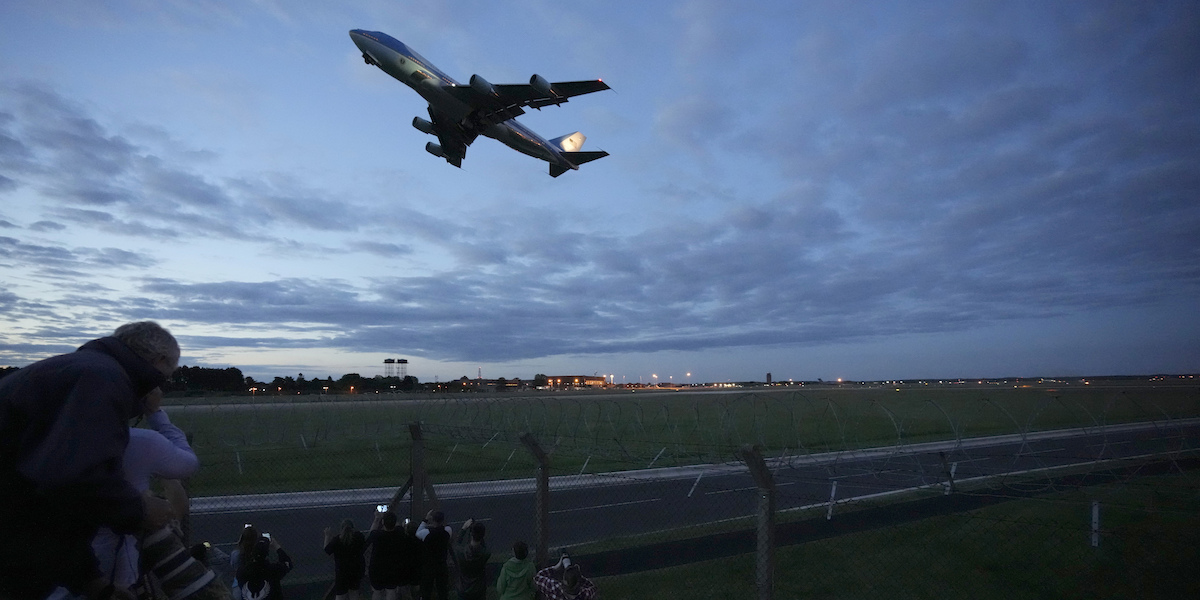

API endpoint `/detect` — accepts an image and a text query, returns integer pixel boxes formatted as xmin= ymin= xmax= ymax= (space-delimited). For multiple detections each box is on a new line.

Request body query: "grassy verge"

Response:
xmin=593 ymin=471 xmax=1200 ymax=599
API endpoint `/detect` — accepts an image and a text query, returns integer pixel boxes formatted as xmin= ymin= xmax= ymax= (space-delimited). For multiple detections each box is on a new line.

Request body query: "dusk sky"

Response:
xmin=2 ymin=1 xmax=1197 ymax=383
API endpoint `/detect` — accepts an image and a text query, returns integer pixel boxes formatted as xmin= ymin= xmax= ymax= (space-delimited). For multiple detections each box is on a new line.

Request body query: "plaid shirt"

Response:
xmin=534 ymin=566 xmax=598 ymax=600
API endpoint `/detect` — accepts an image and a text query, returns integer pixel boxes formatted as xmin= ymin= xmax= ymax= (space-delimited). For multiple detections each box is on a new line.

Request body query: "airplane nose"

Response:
xmin=349 ymin=30 xmax=375 ymax=63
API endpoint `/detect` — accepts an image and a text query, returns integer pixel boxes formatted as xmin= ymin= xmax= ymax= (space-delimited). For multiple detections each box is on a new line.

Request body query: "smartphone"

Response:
xmin=377 ymin=504 xmax=388 ymax=513
xmin=263 ymin=532 xmax=271 ymax=540
xmin=404 ymin=518 xmax=411 ymax=525
xmin=244 ymin=523 xmax=252 ymax=529
xmin=203 ymin=541 xmax=211 ymax=549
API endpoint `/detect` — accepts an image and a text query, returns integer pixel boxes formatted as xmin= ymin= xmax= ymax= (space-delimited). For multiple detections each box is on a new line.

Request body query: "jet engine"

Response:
xmin=425 ymin=142 xmax=444 ymax=158
xmin=530 ymin=74 xmax=554 ymax=97
xmin=469 ymin=74 xmax=496 ymax=97
xmin=412 ymin=117 xmax=435 ymax=135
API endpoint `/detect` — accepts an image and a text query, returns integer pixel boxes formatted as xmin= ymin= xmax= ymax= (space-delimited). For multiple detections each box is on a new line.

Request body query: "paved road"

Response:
xmin=189 ymin=419 xmax=1200 ymax=583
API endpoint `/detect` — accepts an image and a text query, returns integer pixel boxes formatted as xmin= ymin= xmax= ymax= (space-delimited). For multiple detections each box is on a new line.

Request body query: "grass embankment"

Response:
xmin=594 ymin=470 xmax=1200 ymax=599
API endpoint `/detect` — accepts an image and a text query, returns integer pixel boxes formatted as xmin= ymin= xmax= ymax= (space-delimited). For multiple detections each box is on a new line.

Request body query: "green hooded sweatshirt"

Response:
xmin=496 ymin=556 xmax=535 ymax=600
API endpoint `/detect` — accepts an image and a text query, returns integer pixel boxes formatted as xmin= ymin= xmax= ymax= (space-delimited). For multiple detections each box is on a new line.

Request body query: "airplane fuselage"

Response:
xmin=350 ymin=30 xmax=567 ymax=166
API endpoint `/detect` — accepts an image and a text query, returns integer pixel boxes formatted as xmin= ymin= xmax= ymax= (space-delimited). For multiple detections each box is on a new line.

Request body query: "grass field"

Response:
xmin=163 ymin=381 xmax=1200 ymax=496
xmin=593 ymin=470 xmax=1200 ymax=599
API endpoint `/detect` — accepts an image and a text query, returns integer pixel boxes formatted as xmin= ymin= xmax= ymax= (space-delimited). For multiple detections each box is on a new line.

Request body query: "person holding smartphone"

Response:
xmin=324 ymin=519 xmax=367 ymax=600
xmin=415 ymin=510 xmax=452 ymax=600
xmin=365 ymin=507 xmax=402 ymax=600
xmin=453 ymin=518 xmax=490 ymax=600
xmin=534 ymin=551 xmax=598 ymax=600
xmin=236 ymin=536 xmax=292 ymax=600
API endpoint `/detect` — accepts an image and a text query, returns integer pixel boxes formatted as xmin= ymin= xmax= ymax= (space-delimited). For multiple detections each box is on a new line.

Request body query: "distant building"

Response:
xmin=766 ymin=372 xmax=772 ymax=384
xmin=547 ymin=375 xmax=607 ymax=389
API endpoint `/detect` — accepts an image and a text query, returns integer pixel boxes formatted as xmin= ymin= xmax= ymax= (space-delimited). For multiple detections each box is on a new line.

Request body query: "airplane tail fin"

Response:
xmin=550 ymin=132 xmax=586 ymax=152
xmin=550 ymin=150 xmax=609 ymax=177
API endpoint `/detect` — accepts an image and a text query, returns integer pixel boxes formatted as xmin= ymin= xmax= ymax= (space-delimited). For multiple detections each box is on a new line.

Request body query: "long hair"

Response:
xmin=238 ymin=526 xmax=260 ymax=569
xmin=340 ymin=519 xmax=356 ymax=545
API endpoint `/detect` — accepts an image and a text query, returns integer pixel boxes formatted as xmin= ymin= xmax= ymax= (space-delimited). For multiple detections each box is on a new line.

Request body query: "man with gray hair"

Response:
xmin=0 ymin=321 xmax=182 ymax=600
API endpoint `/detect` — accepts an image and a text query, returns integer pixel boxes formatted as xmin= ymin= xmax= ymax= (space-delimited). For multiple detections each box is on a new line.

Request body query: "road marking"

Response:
xmin=705 ymin=482 xmax=795 ymax=495
xmin=1015 ymin=447 xmax=1067 ymax=456
xmin=549 ymin=498 xmax=661 ymax=514
xmin=829 ymin=468 xmax=908 ymax=480
xmin=1086 ymin=440 xmax=1133 ymax=447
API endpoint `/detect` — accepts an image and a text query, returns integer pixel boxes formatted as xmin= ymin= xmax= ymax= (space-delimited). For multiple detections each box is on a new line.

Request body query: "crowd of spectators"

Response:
xmin=0 ymin=320 xmax=600 ymax=599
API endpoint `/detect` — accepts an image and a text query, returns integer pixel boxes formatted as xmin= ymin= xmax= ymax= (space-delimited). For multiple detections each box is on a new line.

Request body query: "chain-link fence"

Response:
xmin=168 ymin=384 xmax=1200 ymax=598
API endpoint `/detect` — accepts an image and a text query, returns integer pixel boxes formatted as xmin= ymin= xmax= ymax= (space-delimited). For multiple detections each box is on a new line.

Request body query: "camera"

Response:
xmin=377 ymin=504 xmax=389 ymax=513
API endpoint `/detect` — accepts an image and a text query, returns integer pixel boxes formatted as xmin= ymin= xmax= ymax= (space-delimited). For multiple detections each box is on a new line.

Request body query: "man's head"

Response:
xmin=470 ymin=521 xmax=486 ymax=543
xmin=113 ymin=321 xmax=180 ymax=378
xmin=426 ymin=510 xmax=445 ymax=526
xmin=563 ymin=566 xmax=581 ymax=593
xmin=382 ymin=511 xmax=397 ymax=530
xmin=512 ymin=541 xmax=528 ymax=561
xmin=251 ymin=538 xmax=270 ymax=562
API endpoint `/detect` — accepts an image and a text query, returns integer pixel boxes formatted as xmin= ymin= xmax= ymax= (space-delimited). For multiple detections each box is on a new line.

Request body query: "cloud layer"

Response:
xmin=1 ymin=2 xmax=1198 ymax=379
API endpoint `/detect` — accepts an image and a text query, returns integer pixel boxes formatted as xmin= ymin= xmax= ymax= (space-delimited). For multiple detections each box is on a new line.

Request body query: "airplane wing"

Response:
xmin=426 ymin=106 xmax=477 ymax=168
xmin=443 ymin=77 xmax=610 ymax=128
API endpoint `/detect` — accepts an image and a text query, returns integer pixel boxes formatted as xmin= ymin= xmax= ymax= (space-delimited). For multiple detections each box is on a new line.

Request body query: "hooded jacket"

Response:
xmin=495 ymin=556 xmax=535 ymax=600
xmin=0 ymin=337 xmax=168 ymax=596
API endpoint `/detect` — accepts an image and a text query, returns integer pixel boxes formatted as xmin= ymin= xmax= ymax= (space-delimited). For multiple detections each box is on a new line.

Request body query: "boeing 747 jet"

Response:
xmin=349 ymin=30 xmax=610 ymax=177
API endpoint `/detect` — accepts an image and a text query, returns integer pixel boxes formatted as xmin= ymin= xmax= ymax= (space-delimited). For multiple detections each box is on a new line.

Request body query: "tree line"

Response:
xmin=167 ymin=366 xmax=421 ymax=396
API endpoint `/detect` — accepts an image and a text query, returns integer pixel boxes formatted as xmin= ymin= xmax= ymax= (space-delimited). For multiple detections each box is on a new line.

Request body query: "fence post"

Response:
xmin=408 ymin=422 xmax=439 ymax=521
xmin=738 ymin=444 xmax=775 ymax=600
xmin=939 ymin=451 xmax=956 ymax=494
xmin=521 ymin=432 xmax=551 ymax=568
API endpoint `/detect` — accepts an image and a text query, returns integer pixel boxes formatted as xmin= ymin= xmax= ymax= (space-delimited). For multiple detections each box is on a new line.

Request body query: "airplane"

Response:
xmin=349 ymin=29 xmax=610 ymax=177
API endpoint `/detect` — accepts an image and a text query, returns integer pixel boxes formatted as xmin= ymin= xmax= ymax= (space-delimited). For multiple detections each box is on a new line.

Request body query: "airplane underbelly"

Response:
xmin=489 ymin=123 xmax=554 ymax=161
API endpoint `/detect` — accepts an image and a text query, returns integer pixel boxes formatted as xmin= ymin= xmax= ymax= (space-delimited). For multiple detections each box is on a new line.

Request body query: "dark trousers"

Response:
xmin=420 ymin=571 xmax=449 ymax=600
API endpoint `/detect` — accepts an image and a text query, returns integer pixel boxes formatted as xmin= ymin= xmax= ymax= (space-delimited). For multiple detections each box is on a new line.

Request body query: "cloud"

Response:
xmin=28 ymin=220 xmax=65 ymax=232
xmin=348 ymin=241 xmax=414 ymax=258
xmin=0 ymin=236 xmax=157 ymax=272
xmin=0 ymin=83 xmax=380 ymax=245
xmin=1 ymin=4 xmax=1197 ymax=376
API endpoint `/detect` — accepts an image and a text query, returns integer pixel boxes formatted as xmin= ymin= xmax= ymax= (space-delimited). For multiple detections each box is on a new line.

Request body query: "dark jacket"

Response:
xmin=0 ymin=337 xmax=166 ymax=597
xmin=366 ymin=527 xmax=402 ymax=578
xmin=236 ymin=545 xmax=293 ymax=600
xmin=325 ymin=530 xmax=367 ymax=582
xmin=421 ymin=525 xmax=452 ymax=576
xmin=453 ymin=530 xmax=491 ymax=600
